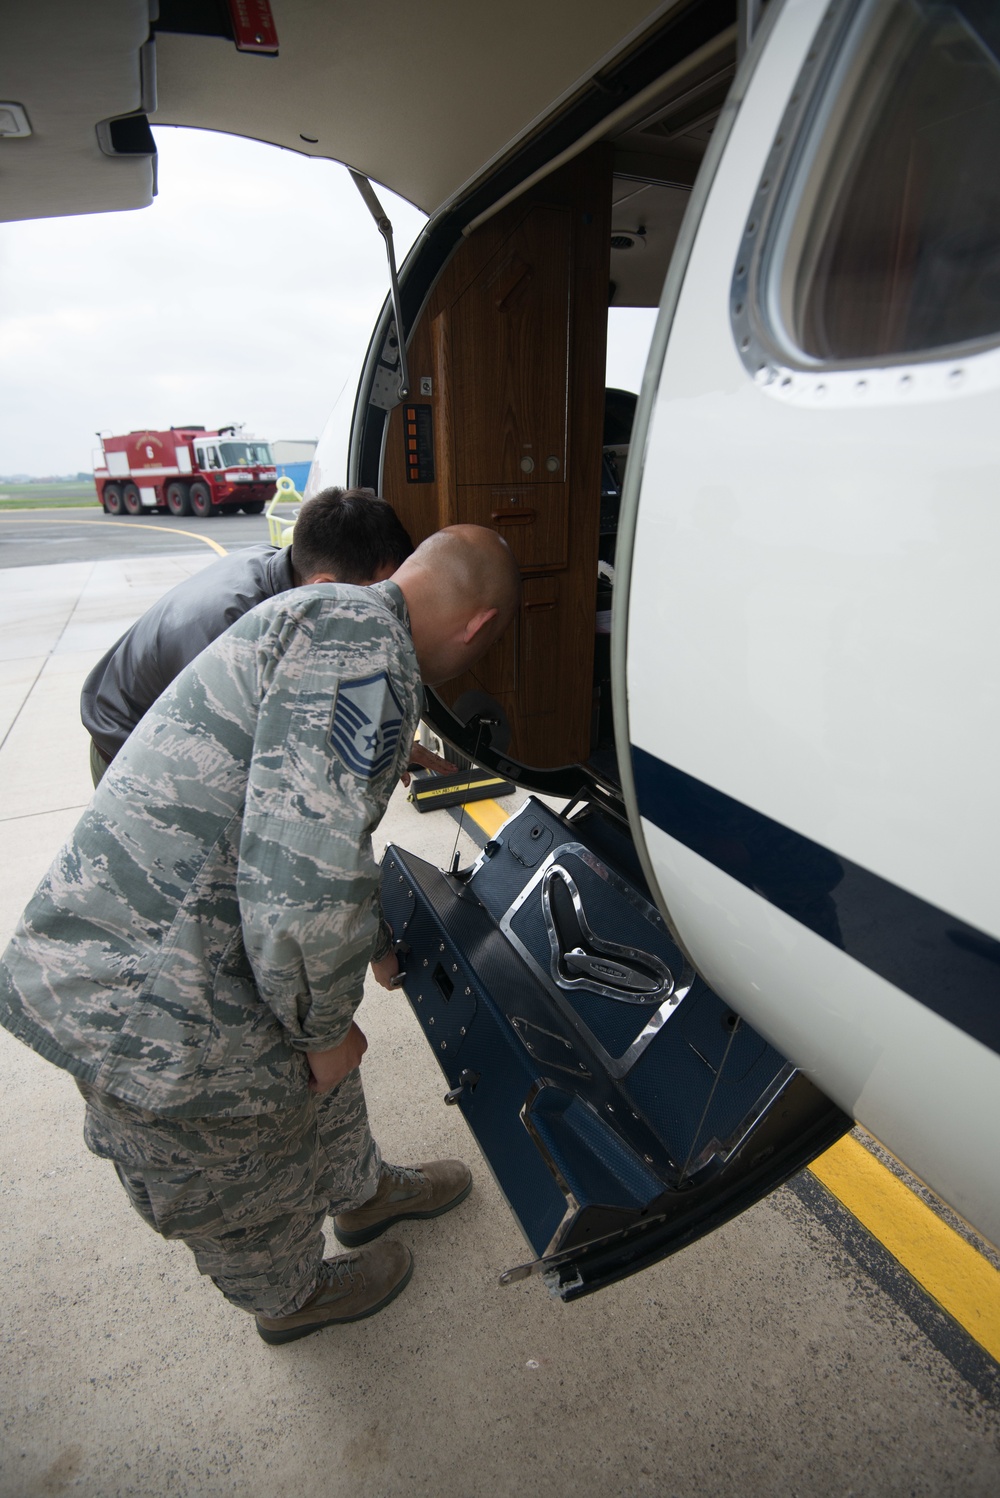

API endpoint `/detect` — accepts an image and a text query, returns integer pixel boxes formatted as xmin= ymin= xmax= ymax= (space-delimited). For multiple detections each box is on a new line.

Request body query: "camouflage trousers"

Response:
xmin=77 ymin=1070 xmax=382 ymax=1318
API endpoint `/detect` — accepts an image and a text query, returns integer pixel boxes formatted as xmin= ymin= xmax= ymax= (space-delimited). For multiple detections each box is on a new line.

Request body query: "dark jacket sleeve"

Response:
xmin=80 ymin=547 xmax=288 ymax=758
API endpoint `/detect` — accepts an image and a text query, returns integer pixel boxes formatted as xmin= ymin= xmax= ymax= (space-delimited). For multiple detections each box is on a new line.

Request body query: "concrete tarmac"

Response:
xmin=0 ymin=510 xmax=275 ymax=569
xmin=0 ymin=543 xmax=997 ymax=1497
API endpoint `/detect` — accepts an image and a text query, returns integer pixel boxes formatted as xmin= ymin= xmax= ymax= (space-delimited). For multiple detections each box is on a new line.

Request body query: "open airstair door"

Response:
xmin=381 ymin=796 xmax=850 ymax=1299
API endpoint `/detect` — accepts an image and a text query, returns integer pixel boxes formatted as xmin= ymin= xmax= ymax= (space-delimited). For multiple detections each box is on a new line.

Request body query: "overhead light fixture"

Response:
xmin=610 ymin=228 xmax=646 ymax=251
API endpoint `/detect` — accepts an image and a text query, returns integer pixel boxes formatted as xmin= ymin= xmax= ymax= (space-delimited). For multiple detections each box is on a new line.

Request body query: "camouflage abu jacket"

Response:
xmin=0 ymin=581 xmax=421 ymax=1117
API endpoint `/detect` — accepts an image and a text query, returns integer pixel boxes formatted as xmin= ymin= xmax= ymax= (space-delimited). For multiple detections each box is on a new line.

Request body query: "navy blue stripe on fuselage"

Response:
xmin=630 ymin=745 xmax=1000 ymax=1058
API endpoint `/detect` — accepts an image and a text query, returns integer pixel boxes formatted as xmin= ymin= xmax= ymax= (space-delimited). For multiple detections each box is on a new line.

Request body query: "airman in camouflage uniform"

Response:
xmin=0 ymin=527 xmax=521 ymax=1343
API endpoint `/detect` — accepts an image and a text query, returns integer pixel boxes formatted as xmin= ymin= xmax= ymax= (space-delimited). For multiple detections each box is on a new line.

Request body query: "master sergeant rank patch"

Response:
xmin=329 ymin=672 xmax=405 ymax=779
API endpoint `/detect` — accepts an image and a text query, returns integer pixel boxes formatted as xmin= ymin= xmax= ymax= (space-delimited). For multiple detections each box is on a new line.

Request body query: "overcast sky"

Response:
xmin=1 ymin=127 xmax=657 ymax=476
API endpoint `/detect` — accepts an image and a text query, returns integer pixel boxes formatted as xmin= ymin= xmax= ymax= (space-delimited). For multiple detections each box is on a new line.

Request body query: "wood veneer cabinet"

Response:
xmin=383 ymin=146 xmax=612 ymax=767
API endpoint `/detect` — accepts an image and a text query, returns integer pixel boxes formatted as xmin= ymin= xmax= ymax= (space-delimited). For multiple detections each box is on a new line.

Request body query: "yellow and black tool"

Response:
xmin=407 ymin=767 xmax=515 ymax=813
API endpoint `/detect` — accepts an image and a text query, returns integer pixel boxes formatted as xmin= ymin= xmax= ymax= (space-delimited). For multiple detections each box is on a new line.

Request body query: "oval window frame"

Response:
xmin=730 ymin=0 xmax=1000 ymax=402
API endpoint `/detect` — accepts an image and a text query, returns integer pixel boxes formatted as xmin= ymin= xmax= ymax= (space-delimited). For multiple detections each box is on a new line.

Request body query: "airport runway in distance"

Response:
xmin=0 ymin=508 xmax=276 ymax=567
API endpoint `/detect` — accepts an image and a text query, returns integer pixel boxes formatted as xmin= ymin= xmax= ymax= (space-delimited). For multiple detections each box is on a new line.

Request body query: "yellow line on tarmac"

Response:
xmin=0 ymin=513 xmax=228 ymax=558
xmin=809 ymin=1135 xmax=1000 ymax=1362
xmin=461 ymin=795 xmax=1000 ymax=1362
xmin=460 ymin=795 xmax=510 ymax=839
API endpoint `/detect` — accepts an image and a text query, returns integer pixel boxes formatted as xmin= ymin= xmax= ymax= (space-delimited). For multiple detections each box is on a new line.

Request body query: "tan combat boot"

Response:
xmin=333 ymin=1160 xmax=473 ymax=1247
xmin=255 ymin=1240 xmax=413 ymax=1345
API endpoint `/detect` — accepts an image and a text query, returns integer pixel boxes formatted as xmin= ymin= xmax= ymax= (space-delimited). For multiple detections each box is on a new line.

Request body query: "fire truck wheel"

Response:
xmin=242 ymin=501 xmax=266 ymax=514
xmin=103 ymin=484 xmax=124 ymax=515
xmin=189 ymin=481 xmax=214 ymax=518
xmin=165 ymin=481 xmax=192 ymax=516
xmin=122 ymin=483 xmax=142 ymax=515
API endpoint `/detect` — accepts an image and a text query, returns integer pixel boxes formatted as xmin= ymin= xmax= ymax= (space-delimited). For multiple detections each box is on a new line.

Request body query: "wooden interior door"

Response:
xmin=381 ymin=146 xmax=612 ymax=767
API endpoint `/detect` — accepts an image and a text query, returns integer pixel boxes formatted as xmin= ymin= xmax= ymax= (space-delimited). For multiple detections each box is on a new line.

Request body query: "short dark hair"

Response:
xmin=290 ymin=487 xmax=413 ymax=584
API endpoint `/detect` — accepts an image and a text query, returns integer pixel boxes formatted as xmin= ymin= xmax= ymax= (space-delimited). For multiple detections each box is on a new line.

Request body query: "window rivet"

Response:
xmin=855 ymin=379 xmax=868 ymax=394
xmin=948 ymin=368 xmax=965 ymax=387
xmin=734 ymin=302 xmax=743 ymax=316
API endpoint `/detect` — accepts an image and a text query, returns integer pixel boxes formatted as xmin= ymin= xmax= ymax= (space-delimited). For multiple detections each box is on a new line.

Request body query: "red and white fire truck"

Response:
xmin=93 ymin=426 xmax=278 ymax=517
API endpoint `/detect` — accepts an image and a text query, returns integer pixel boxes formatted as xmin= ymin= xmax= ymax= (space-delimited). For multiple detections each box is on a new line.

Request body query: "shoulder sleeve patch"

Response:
xmin=328 ymin=671 xmax=405 ymax=779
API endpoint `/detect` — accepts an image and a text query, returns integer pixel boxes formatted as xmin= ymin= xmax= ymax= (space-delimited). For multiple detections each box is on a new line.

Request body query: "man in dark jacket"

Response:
xmin=82 ymin=486 xmax=441 ymax=783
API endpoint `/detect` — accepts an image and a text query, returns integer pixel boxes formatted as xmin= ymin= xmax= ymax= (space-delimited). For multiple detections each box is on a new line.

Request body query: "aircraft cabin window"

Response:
xmin=766 ymin=0 xmax=1000 ymax=364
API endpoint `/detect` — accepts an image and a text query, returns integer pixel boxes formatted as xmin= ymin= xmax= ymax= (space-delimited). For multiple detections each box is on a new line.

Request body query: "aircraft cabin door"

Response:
xmin=618 ymin=0 xmax=1000 ymax=1248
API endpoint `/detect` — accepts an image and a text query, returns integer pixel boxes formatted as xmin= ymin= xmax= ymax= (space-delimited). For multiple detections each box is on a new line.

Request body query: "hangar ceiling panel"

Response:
xmin=152 ymin=0 xmax=672 ymax=214
xmin=1 ymin=0 xmax=676 ymax=223
xmin=0 ymin=0 xmax=155 ymax=223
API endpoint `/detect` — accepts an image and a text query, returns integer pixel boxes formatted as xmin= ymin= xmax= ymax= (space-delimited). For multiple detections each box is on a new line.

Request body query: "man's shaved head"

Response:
xmin=393 ymin=525 xmax=521 ymax=684
xmin=399 ymin=525 xmax=520 ymax=619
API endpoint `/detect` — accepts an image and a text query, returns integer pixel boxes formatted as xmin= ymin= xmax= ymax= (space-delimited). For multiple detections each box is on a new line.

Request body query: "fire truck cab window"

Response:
xmin=778 ymin=0 xmax=1000 ymax=362
xmin=207 ymin=447 xmax=222 ymax=468
xmin=194 ymin=447 xmax=205 ymax=467
xmin=219 ymin=441 xmax=272 ymax=466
